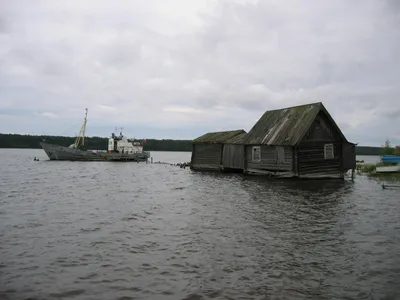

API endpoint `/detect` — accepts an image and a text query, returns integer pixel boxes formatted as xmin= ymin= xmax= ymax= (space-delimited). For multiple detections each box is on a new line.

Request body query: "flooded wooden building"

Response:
xmin=242 ymin=102 xmax=356 ymax=179
xmin=190 ymin=130 xmax=246 ymax=172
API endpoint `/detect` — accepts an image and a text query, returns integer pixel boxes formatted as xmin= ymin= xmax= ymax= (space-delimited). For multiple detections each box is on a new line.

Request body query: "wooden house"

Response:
xmin=191 ymin=130 xmax=246 ymax=171
xmin=242 ymin=102 xmax=356 ymax=179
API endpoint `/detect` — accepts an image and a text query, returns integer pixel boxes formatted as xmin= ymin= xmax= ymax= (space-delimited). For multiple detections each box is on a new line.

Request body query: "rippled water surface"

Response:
xmin=1 ymin=149 xmax=399 ymax=300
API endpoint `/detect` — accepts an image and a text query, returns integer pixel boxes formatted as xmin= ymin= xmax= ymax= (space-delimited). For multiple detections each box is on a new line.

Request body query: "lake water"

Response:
xmin=357 ymin=155 xmax=382 ymax=164
xmin=1 ymin=149 xmax=399 ymax=300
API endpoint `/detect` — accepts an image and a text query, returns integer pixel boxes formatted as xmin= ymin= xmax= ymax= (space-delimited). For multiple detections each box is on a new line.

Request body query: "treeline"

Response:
xmin=354 ymin=146 xmax=386 ymax=156
xmin=0 ymin=134 xmax=192 ymax=151
xmin=0 ymin=133 xmax=392 ymax=155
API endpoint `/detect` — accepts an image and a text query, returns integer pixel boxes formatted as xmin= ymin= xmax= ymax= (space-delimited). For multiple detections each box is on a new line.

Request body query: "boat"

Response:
xmin=376 ymin=165 xmax=400 ymax=173
xmin=40 ymin=108 xmax=150 ymax=162
xmin=375 ymin=154 xmax=400 ymax=173
xmin=381 ymin=155 xmax=400 ymax=164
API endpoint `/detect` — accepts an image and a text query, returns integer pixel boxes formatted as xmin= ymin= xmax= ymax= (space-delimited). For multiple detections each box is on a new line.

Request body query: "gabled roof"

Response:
xmin=225 ymin=132 xmax=247 ymax=144
xmin=193 ymin=129 xmax=246 ymax=144
xmin=243 ymin=102 xmax=347 ymax=146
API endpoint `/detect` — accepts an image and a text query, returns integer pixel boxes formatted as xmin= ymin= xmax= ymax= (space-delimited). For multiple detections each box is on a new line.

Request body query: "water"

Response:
xmin=357 ymin=155 xmax=382 ymax=164
xmin=1 ymin=149 xmax=399 ymax=300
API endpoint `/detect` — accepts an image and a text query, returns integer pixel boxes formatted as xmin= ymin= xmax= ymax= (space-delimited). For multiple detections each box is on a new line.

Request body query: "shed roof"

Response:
xmin=225 ymin=132 xmax=247 ymax=144
xmin=193 ymin=129 xmax=246 ymax=144
xmin=243 ymin=102 xmax=347 ymax=146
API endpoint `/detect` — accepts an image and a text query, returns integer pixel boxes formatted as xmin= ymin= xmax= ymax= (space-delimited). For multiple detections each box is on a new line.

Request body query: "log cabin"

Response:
xmin=242 ymin=102 xmax=356 ymax=179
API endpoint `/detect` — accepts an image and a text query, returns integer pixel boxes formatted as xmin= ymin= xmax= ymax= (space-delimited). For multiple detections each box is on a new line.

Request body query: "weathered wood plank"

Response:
xmin=245 ymin=145 xmax=293 ymax=172
xmin=342 ymin=142 xmax=356 ymax=170
xmin=302 ymin=112 xmax=342 ymax=142
xmin=191 ymin=143 xmax=222 ymax=170
xmin=246 ymin=168 xmax=295 ymax=177
xmin=298 ymin=141 xmax=342 ymax=177
xmin=222 ymin=144 xmax=244 ymax=170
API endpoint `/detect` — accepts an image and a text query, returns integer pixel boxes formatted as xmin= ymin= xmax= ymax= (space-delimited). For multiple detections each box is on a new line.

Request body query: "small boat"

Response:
xmin=40 ymin=108 xmax=150 ymax=162
xmin=381 ymin=155 xmax=400 ymax=164
xmin=376 ymin=165 xmax=400 ymax=173
xmin=377 ymin=154 xmax=400 ymax=173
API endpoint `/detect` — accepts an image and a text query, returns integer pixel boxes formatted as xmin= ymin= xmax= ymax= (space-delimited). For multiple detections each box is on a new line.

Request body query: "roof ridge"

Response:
xmin=262 ymin=101 xmax=322 ymax=113
xmin=203 ymin=129 xmax=245 ymax=134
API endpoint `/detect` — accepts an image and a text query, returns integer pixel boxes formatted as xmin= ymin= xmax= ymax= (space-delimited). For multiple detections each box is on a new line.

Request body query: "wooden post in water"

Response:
xmin=351 ymin=169 xmax=355 ymax=181
xmin=151 ymin=157 xmax=153 ymax=164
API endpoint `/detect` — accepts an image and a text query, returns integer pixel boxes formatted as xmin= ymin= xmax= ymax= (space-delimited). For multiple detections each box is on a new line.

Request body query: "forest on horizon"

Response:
xmin=0 ymin=133 xmax=391 ymax=156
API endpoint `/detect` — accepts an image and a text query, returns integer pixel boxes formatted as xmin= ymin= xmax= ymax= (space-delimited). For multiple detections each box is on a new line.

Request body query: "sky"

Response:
xmin=0 ymin=0 xmax=399 ymax=146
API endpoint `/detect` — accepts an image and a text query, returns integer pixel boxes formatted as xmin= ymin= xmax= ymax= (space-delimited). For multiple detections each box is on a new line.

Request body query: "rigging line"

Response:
xmin=56 ymin=122 xmax=84 ymax=137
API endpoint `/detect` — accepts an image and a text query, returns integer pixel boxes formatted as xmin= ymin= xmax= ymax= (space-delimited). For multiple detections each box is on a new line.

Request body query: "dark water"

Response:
xmin=1 ymin=149 xmax=399 ymax=300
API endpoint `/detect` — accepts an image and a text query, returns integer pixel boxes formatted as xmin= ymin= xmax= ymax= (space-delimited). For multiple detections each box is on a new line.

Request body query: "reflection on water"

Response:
xmin=0 ymin=149 xmax=399 ymax=300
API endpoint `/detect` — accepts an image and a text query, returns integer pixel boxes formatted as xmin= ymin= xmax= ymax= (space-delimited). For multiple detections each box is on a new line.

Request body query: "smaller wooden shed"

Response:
xmin=190 ymin=129 xmax=246 ymax=171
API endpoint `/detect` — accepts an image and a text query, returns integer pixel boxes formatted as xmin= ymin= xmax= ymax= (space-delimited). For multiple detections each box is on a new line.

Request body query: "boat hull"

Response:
xmin=376 ymin=165 xmax=400 ymax=173
xmin=381 ymin=155 xmax=400 ymax=163
xmin=40 ymin=142 xmax=150 ymax=162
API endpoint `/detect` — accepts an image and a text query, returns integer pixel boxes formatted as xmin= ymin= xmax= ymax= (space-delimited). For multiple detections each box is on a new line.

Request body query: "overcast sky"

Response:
xmin=1 ymin=0 xmax=399 ymax=146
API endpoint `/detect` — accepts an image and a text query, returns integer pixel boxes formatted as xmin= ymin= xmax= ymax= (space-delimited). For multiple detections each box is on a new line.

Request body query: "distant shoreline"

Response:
xmin=1 ymin=148 xmax=192 ymax=153
xmin=0 ymin=133 xmax=386 ymax=155
xmin=0 ymin=133 xmax=193 ymax=152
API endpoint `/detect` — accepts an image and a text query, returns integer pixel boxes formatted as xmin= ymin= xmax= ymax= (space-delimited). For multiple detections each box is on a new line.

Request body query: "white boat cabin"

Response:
xmin=108 ymin=132 xmax=143 ymax=154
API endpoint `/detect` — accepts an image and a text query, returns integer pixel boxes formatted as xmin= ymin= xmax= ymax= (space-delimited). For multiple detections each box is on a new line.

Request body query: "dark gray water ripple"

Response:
xmin=1 ymin=150 xmax=400 ymax=299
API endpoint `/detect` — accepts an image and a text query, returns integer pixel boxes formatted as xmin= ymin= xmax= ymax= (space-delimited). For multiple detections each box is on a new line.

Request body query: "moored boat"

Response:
xmin=381 ymin=155 xmax=400 ymax=164
xmin=40 ymin=108 xmax=150 ymax=162
xmin=376 ymin=165 xmax=400 ymax=173
xmin=375 ymin=154 xmax=400 ymax=173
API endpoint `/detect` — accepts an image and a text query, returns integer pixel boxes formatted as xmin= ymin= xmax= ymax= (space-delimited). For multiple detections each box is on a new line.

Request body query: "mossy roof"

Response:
xmin=193 ymin=129 xmax=246 ymax=144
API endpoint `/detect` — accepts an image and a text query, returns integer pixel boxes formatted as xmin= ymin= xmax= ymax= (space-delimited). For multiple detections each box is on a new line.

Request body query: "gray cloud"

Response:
xmin=0 ymin=0 xmax=399 ymax=145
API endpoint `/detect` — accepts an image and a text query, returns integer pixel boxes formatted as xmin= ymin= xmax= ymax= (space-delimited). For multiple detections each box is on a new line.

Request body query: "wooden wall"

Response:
xmin=222 ymin=144 xmax=244 ymax=171
xmin=297 ymin=141 xmax=342 ymax=178
xmin=342 ymin=142 xmax=356 ymax=171
xmin=244 ymin=145 xmax=294 ymax=176
xmin=297 ymin=110 xmax=345 ymax=178
xmin=191 ymin=143 xmax=223 ymax=171
xmin=302 ymin=112 xmax=342 ymax=142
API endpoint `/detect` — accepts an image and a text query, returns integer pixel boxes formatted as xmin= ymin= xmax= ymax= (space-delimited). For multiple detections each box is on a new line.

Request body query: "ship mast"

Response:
xmin=82 ymin=108 xmax=88 ymax=146
xmin=74 ymin=108 xmax=88 ymax=149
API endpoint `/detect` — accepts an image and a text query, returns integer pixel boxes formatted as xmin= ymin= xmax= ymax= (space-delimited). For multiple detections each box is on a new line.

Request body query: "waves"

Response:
xmin=0 ymin=150 xmax=399 ymax=299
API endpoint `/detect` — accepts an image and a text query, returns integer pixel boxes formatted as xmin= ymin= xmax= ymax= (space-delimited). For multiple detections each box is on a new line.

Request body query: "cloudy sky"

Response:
xmin=0 ymin=0 xmax=399 ymax=146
